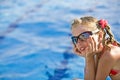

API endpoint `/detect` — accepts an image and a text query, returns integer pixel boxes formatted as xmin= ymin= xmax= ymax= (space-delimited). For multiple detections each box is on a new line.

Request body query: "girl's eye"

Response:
xmin=78 ymin=35 xmax=85 ymax=41
xmin=78 ymin=33 xmax=90 ymax=41
xmin=82 ymin=33 xmax=90 ymax=38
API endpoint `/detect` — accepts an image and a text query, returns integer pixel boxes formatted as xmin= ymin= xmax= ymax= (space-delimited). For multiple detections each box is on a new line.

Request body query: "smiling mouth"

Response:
xmin=80 ymin=47 xmax=85 ymax=51
xmin=76 ymin=47 xmax=86 ymax=56
xmin=76 ymin=47 xmax=85 ymax=54
xmin=80 ymin=47 xmax=84 ymax=51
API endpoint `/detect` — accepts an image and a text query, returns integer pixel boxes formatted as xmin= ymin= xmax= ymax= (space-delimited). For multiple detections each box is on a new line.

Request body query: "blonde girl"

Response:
xmin=71 ymin=16 xmax=120 ymax=80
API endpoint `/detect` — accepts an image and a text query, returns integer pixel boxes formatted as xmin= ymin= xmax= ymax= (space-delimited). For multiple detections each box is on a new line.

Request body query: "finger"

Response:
xmin=90 ymin=37 xmax=94 ymax=53
xmin=87 ymin=37 xmax=93 ymax=53
xmin=92 ymin=37 xmax=97 ymax=52
xmin=90 ymin=37 xmax=97 ymax=53
xmin=85 ymin=37 xmax=94 ymax=57
xmin=85 ymin=39 xmax=92 ymax=56
xmin=85 ymin=46 xmax=89 ymax=57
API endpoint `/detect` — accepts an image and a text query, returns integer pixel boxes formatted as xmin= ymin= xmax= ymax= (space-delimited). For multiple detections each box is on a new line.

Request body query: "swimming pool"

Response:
xmin=0 ymin=0 xmax=120 ymax=80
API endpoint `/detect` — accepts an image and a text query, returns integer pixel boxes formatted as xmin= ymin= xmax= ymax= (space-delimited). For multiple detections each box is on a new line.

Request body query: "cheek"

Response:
xmin=76 ymin=41 xmax=88 ymax=48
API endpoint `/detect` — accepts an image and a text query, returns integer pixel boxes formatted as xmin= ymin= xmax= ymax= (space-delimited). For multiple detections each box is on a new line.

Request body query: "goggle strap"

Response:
xmin=92 ymin=29 xmax=99 ymax=34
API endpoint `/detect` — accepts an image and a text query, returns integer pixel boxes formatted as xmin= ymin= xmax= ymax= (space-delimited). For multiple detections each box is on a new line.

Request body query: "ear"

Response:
xmin=98 ymin=31 xmax=103 ymax=42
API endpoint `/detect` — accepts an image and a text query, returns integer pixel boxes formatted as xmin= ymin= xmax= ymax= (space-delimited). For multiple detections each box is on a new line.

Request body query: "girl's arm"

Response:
xmin=84 ymin=56 xmax=96 ymax=80
xmin=84 ymin=37 xmax=99 ymax=80
xmin=95 ymin=50 xmax=118 ymax=80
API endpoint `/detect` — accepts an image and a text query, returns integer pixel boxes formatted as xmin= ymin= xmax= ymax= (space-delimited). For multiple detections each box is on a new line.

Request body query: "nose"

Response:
xmin=76 ymin=39 xmax=83 ymax=45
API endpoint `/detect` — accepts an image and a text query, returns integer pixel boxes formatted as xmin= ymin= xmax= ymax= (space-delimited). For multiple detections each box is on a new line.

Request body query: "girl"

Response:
xmin=71 ymin=16 xmax=120 ymax=80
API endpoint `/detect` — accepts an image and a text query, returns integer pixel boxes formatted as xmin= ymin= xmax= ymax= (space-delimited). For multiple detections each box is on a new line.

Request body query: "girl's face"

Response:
xmin=71 ymin=25 xmax=101 ymax=56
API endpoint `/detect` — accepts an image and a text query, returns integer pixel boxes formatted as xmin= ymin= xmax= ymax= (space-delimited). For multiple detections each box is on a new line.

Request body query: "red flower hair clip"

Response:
xmin=99 ymin=19 xmax=108 ymax=29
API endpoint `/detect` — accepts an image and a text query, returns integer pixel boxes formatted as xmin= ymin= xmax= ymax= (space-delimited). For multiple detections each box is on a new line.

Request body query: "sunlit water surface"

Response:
xmin=0 ymin=0 xmax=120 ymax=80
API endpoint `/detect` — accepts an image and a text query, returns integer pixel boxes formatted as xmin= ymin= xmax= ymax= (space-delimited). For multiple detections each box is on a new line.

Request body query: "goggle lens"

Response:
xmin=71 ymin=31 xmax=92 ymax=45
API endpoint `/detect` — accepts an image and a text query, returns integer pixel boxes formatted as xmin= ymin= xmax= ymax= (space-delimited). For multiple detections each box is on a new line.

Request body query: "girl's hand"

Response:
xmin=85 ymin=37 xmax=98 ymax=58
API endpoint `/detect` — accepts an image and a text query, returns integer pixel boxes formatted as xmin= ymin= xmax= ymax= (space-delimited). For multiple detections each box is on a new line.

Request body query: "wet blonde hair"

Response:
xmin=71 ymin=16 xmax=120 ymax=46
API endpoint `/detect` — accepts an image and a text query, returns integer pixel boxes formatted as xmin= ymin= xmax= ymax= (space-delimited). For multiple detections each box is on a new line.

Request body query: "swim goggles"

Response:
xmin=71 ymin=29 xmax=99 ymax=45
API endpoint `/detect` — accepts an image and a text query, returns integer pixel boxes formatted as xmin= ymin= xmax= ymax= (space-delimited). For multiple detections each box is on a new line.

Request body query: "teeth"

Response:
xmin=80 ymin=48 xmax=84 ymax=51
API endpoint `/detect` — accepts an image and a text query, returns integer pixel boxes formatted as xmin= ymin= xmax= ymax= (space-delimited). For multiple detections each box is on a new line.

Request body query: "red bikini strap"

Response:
xmin=110 ymin=69 xmax=119 ymax=76
xmin=112 ymin=41 xmax=118 ymax=46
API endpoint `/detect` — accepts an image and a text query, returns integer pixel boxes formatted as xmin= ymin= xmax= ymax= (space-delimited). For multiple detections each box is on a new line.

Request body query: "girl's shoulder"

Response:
xmin=100 ymin=44 xmax=120 ymax=61
xmin=108 ymin=44 xmax=120 ymax=60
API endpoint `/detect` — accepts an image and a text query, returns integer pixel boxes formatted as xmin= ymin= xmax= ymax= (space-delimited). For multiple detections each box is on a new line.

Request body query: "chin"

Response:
xmin=80 ymin=52 xmax=86 ymax=57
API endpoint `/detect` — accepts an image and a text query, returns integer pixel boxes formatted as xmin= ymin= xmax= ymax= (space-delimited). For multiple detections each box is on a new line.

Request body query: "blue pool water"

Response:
xmin=0 ymin=0 xmax=120 ymax=80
